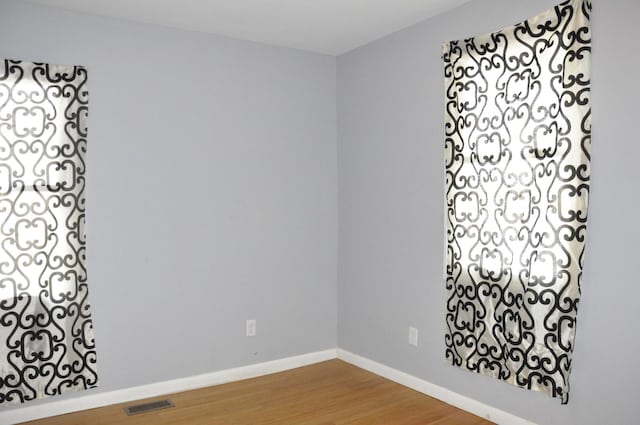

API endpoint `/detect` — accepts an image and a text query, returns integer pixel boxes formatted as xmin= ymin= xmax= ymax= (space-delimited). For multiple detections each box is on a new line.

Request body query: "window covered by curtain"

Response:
xmin=0 ymin=59 xmax=98 ymax=404
xmin=442 ymin=0 xmax=591 ymax=403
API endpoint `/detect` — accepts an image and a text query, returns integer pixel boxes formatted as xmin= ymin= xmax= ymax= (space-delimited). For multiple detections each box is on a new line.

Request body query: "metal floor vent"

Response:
xmin=123 ymin=399 xmax=175 ymax=416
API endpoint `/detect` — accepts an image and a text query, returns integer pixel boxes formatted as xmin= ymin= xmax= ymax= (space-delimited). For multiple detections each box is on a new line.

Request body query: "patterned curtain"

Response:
xmin=442 ymin=0 xmax=591 ymax=403
xmin=0 ymin=59 xmax=98 ymax=404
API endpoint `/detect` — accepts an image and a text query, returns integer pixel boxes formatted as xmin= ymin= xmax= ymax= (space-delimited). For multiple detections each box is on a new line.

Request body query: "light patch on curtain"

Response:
xmin=0 ymin=59 xmax=98 ymax=404
xmin=442 ymin=0 xmax=591 ymax=403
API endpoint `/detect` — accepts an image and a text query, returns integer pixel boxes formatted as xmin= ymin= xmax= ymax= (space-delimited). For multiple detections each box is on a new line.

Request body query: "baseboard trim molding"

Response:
xmin=337 ymin=349 xmax=535 ymax=425
xmin=0 ymin=348 xmax=337 ymax=424
xmin=2 ymin=348 xmax=534 ymax=425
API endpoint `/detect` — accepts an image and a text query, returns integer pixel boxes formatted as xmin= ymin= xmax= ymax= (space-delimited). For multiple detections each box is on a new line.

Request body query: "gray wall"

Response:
xmin=1 ymin=0 xmax=638 ymax=423
xmin=337 ymin=0 xmax=640 ymax=424
xmin=0 ymin=0 xmax=337 ymax=401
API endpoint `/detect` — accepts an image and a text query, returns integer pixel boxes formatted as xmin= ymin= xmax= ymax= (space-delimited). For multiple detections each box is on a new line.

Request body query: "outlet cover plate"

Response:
xmin=409 ymin=326 xmax=418 ymax=347
xmin=246 ymin=319 xmax=256 ymax=337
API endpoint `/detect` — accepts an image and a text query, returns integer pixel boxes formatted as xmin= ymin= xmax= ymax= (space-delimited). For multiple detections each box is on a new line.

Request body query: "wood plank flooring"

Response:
xmin=21 ymin=360 xmax=494 ymax=425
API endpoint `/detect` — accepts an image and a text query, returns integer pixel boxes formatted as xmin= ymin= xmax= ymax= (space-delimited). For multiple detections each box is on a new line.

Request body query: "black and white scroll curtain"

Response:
xmin=0 ymin=59 xmax=98 ymax=404
xmin=442 ymin=0 xmax=591 ymax=403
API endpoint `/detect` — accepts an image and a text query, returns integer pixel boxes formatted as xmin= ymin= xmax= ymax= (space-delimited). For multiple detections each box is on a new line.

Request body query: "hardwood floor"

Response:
xmin=22 ymin=360 xmax=494 ymax=425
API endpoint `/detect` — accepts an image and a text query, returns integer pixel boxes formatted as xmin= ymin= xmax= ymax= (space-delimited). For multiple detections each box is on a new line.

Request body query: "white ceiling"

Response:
xmin=21 ymin=0 xmax=471 ymax=55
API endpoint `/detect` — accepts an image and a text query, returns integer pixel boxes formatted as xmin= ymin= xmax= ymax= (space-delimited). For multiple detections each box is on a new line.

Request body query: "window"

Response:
xmin=0 ymin=59 xmax=97 ymax=404
xmin=442 ymin=0 xmax=591 ymax=403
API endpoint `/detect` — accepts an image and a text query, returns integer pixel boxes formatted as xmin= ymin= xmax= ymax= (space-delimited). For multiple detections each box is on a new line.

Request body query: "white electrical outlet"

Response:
xmin=246 ymin=319 xmax=256 ymax=337
xmin=409 ymin=326 xmax=418 ymax=347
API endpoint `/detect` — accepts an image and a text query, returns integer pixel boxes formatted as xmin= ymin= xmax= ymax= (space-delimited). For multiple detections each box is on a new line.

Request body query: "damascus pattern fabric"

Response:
xmin=0 ymin=59 xmax=98 ymax=404
xmin=442 ymin=0 xmax=591 ymax=403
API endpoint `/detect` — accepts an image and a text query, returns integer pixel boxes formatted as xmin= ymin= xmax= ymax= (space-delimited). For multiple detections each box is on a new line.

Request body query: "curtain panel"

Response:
xmin=442 ymin=0 xmax=591 ymax=403
xmin=0 ymin=59 xmax=98 ymax=404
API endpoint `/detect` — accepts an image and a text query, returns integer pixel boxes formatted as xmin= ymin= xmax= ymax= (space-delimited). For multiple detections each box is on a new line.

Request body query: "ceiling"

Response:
xmin=21 ymin=0 xmax=472 ymax=55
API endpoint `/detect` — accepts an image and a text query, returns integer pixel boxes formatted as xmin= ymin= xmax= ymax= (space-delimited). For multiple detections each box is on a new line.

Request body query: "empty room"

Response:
xmin=0 ymin=0 xmax=638 ymax=424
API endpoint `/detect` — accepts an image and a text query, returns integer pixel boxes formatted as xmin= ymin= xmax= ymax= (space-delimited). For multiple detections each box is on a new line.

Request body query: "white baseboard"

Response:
xmin=1 ymin=347 xmax=533 ymax=425
xmin=0 ymin=348 xmax=337 ymax=424
xmin=337 ymin=349 xmax=535 ymax=425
